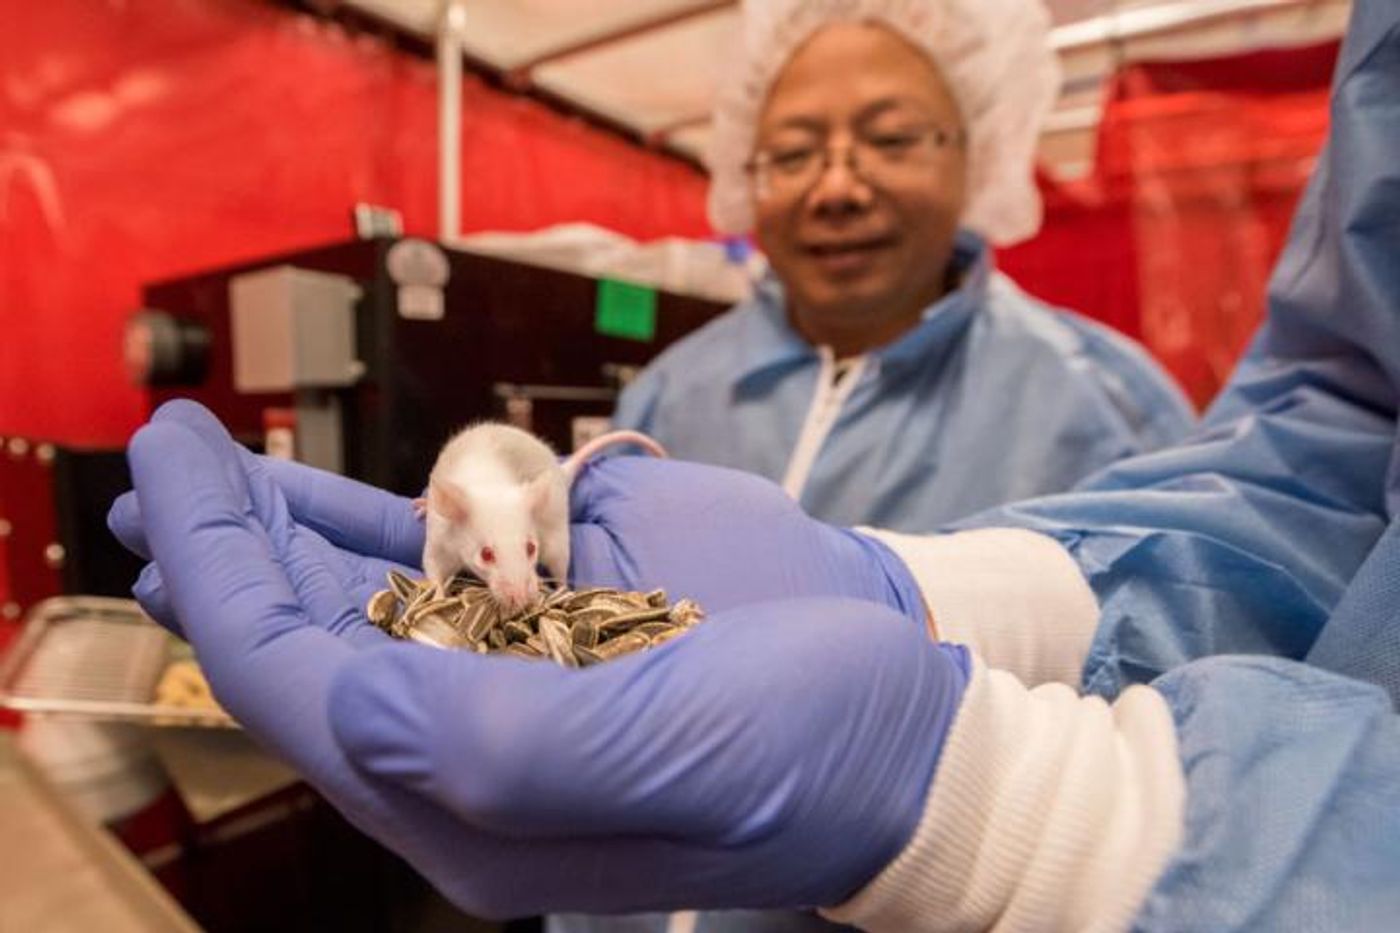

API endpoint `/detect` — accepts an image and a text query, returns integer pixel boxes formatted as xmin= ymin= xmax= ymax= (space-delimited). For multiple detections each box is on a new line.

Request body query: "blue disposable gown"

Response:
xmin=611 ymin=235 xmax=1194 ymax=532
xmin=960 ymin=5 xmax=1399 ymax=703
xmin=959 ymin=1 xmax=1400 ymax=926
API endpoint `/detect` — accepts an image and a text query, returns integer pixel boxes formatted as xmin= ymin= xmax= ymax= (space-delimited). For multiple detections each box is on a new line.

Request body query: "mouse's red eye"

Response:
xmin=526 ymin=541 xmax=537 ymax=558
xmin=479 ymin=546 xmax=496 ymax=565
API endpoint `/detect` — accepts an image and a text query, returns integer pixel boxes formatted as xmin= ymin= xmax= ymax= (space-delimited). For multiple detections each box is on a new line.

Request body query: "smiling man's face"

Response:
xmin=752 ymin=23 xmax=968 ymax=356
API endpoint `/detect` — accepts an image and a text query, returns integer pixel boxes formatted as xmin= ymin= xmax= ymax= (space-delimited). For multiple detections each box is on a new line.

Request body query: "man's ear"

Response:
xmin=429 ymin=479 xmax=470 ymax=523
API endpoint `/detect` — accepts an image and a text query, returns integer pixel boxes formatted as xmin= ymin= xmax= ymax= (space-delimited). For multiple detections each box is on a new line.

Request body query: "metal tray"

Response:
xmin=0 ymin=597 xmax=236 ymax=729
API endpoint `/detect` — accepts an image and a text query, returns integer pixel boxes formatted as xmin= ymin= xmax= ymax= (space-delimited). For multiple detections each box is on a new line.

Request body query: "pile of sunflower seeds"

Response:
xmin=365 ymin=570 xmax=704 ymax=667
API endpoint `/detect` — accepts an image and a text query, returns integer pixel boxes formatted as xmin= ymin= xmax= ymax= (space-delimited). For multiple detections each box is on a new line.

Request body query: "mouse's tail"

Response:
xmin=562 ymin=429 xmax=668 ymax=480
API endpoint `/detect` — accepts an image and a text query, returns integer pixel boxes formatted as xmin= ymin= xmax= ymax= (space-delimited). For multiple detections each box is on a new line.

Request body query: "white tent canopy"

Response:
xmin=342 ymin=0 xmax=1349 ymax=178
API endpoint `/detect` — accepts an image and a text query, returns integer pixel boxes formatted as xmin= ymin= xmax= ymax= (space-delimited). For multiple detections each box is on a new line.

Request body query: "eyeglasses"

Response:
xmin=745 ymin=125 xmax=965 ymax=203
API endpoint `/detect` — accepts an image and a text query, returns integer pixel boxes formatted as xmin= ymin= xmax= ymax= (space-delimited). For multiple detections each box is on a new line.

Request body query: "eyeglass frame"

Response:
xmin=743 ymin=123 xmax=967 ymax=202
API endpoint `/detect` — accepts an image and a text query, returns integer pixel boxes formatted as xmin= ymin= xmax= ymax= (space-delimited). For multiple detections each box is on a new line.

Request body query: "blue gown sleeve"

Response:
xmin=949 ymin=7 xmax=1400 ymax=923
xmin=957 ymin=0 xmax=1400 ymax=699
xmin=1135 ymin=656 xmax=1400 ymax=931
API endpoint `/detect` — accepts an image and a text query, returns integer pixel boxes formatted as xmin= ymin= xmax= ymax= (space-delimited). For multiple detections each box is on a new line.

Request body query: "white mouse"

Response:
xmin=416 ymin=423 xmax=667 ymax=613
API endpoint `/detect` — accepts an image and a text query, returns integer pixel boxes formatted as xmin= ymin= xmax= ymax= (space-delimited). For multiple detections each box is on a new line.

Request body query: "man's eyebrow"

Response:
xmin=763 ymin=115 xmax=827 ymax=135
xmin=855 ymin=96 xmax=938 ymax=122
xmin=763 ymin=95 xmax=946 ymax=135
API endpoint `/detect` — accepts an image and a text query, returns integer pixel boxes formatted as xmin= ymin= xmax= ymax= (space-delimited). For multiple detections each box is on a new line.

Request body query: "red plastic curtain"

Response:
xmin=0 ymin=0 xmax=711 ymax=446
xmin=1003 ymin=42 xmax=1337 ymax=407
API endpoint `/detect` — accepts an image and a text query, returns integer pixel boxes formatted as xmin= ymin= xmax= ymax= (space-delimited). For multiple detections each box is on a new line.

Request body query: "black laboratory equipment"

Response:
xmin=127 ymin=236 xmax=730 ymax=496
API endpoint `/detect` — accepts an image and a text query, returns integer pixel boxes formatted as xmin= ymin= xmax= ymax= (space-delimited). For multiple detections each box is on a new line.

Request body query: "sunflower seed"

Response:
xmin=366 ymin=590 xmax=398 ymax=627
xmin=463 ymin=602 xmax=499 ymax=643
xmin=648 ymin=626 xmax=688 ymax=648
xmin=387 ymin=570 xmax=418 ymax=603
xmin=366 ymin=571 xmax=705 ymax=668
xmin=571 ymin=620 xmax=599 ymax=649
xmin=595 ymin=631 xmax=651 ymax=660
xmin=502 ymin=620 xmax=534 ymax=643
xmin=597 ymin=607 xmax=672 ymax=635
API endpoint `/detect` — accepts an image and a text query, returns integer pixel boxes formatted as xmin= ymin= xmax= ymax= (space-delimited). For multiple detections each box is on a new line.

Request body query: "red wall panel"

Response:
xmin=0 ymin=0 xmax=710 ymax=446
xmin=1004 ymin=42 xmax=1336 ymax=408
xmin=1105 ymin=43 xmax=1336 ymax=407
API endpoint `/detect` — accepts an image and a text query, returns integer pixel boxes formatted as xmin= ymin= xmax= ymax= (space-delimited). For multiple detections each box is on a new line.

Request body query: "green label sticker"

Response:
xmin=595 ymin=278 xmax=657 ymax=342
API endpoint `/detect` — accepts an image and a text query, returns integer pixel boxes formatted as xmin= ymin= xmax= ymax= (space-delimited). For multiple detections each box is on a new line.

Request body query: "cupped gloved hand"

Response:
xmin=106 ymin=400 xmax=425 ymax=636
xmin=113 ymin=402 xmax=969 ymax=917
xmin=565 ymin=456 xmax=928 ymax=620
xmin=329 ymin=598 xmax=969 ymax=914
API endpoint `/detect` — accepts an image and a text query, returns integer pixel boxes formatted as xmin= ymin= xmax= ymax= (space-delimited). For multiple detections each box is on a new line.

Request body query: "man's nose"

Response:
xmin=808 ymin=145 xmax=874 ymax=213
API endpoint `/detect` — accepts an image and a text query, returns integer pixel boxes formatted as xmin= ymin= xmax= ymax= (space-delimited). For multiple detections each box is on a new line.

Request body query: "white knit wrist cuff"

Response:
xmin=860 ymin=527 xmax=1099 ymax=686
xmin=822 ymin=659 xmax=1184 ymax=933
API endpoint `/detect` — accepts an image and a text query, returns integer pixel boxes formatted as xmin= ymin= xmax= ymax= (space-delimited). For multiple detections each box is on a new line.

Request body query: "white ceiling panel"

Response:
xmin=338 ymin=0 xmax=1350 ymax=175
xmin=455 ymin=0 xmax=727 ymax=69
xmin=532 ymin=6 xmax=737 ymax=135
xmin=344 ymin=0 xmax=441 ymax=35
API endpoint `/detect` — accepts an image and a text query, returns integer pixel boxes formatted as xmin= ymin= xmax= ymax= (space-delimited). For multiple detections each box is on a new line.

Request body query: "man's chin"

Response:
xmin=798 ymin=281 xmax=892 ymax=319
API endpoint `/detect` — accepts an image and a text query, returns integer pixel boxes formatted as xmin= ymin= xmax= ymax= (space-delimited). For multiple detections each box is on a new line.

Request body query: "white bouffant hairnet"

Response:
xmin=707 ymin=0 xmax=1061 ymax=246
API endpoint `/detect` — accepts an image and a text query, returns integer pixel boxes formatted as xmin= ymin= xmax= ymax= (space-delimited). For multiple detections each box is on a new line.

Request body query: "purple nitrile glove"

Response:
xmin=106 ymin=400 xmax=420 ymax=640
xmin=565 ymin=455 xmax=927 ymax=620
xmin=112 ymin=402 xmax=968 ymax=917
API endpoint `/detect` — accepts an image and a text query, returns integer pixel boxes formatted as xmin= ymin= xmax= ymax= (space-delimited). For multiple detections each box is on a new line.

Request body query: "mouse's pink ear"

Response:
xmin=428 ymin=479 xmax=470 ymax=523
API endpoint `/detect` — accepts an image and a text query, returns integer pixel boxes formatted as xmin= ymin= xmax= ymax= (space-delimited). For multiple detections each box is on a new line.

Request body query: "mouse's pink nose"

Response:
xmin=496 ymin=582 xmax=538 ymax=614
